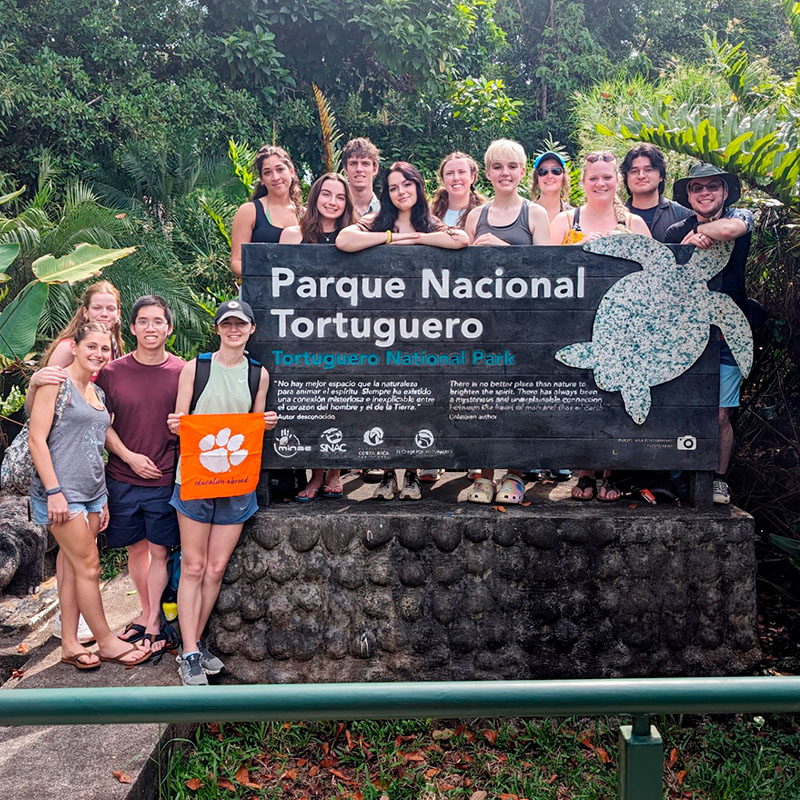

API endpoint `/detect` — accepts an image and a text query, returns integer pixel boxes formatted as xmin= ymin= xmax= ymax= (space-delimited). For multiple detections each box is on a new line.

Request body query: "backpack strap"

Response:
xmin=189 ymin=352 xmax=213 ymax=413
xmin=246 ymin=355 xmax=262 ymax=412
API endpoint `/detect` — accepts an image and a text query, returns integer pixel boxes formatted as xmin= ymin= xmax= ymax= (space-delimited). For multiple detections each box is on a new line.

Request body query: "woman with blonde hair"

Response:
xmin=230 ymin=145 xmax=303 ymax=279
xmin=531 ymin=150 xmax=572 ymax=222
xmin=551 ymin=152 xmax=651 ymax=502
xmin=430 ymin=151 xmax=487 ymax=229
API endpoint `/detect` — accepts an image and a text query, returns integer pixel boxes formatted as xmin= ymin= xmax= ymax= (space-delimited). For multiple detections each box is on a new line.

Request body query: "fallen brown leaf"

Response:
xmin=329 ymin=768 xmax=352 ymax=782
xmin=493 ymin=505 xmax=507 ymax=512
xmin=217 ymin=777 xmax=236 ymax=791
xmin=439 ymin=783 xmax=459 ymax=791
xmin=234 ymin=766 xmax=249 ymax=784
xmin=499 ymin=794 xmax=519 ymax=800
xmin=548 ymin=773 xmax=557 ymax=784
xmin=345 ymin=728 xmax=354 ymax=750
xmin=424 ymin=768 xmax=441 ymax=778
xmin=280 ymin=768 xmax=298 ymax=780
xmin=628 ymin=503 xmax=638 ymax=509
xmin=16 ymin=642 xmax=30 ymax=654
xmin=677 ymin=769 xmax=688 ymax=787
xmin=520 ymin=501 xmax=532 ymax=507
xmin=482 ymin=729 xmax=498 ymax=745
xmin=470 ymin=791 xmax=488 ymax=800
xmin=112 ymin=771 xmax=132 ymax=784
xmin=296 ymin=758 xmax=308 ymax=767
xmin=667 ymin=747 xmax=679 ymax=768
xmin=433 ymin=728 xmax=454 ymax=740
xmin=185 ymin=777 xmax=202 ymax=790
xmin=308 ymin=765 xmax=320 ymax=777
xmin=596 ymin=747 xmax=612 ymax=764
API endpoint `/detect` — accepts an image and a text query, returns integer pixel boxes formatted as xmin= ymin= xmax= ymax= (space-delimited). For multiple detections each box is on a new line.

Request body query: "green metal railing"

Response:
xmin=2 ymin=676 xmax=799 ymax=799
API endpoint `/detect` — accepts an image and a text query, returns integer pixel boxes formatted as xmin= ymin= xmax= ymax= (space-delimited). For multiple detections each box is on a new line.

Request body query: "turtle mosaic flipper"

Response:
xmin=709 ymin=293 xmax=753 ymax=376
xmin=554 ymin=234 xmax=753 ymax=425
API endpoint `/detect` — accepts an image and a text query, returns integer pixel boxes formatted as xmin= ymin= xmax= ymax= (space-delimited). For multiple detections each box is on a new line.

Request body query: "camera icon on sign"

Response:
xmin=676 ymin=435 xmax=697 ymax=451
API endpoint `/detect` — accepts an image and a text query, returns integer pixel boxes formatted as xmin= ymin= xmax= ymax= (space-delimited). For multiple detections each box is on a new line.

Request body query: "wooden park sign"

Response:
xmin=242 ymin=237 xmax=750 ymax=472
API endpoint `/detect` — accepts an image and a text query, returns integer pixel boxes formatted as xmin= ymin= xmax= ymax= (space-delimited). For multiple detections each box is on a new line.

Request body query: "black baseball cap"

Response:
xmin=215 ymin=299 xmax=255 ymax=324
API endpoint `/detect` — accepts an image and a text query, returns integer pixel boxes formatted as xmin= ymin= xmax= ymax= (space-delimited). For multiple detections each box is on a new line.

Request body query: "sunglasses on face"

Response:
xmin=687 ymin=180 xmax=724 ymax=194
xmin=585 ymin=153 xmax=617 ymax=163
xmin=537 ymin=166 xmax=564 ymax=177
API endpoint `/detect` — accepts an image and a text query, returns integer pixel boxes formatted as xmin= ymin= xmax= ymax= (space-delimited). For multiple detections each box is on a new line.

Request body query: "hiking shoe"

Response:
xmin=399 ymin=471 xmax=422 ymax=501
xmin=53 ymin=612 xmax=95 ymax=645
xmin=178 ymin=652 xmax=208 ymax=686
xmin=712 ymin=479 xmax=731 ymax=504
xmin=373 ymin=471 xmax=398 ymax=500
xmin=418 ymin=468 xmax=443 ymax=483
xmin=363 ymin=468 xmax=385 ymax=483
xmin=197 ymin=640 xmax=224 ymax=675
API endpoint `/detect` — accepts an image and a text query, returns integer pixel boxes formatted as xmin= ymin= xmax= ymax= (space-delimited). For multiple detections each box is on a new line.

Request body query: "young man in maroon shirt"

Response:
xmin=96 ymin=296 xmax=184 ymax=654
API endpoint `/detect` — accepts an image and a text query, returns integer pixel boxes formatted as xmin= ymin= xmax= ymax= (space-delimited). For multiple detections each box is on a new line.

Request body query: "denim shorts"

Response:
xmin=31 ymin=494 xmax=107 ymax=526
xmin=106 ymin=477 xmax=180 ymax=549
xmin=169 ymin=484 xmax=258 ymax=526
xmin=719 ymin=363 xmax=742 ymax=408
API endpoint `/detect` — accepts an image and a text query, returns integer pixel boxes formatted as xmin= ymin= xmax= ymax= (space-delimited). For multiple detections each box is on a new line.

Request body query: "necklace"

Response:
xmin=319 ymin=229 xmax=337 ymax=244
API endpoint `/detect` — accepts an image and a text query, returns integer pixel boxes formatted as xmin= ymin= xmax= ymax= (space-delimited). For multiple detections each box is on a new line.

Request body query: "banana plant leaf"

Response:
xmin=32 ymin=243 xmax=136 ymax=284
xmin=0 ymin=280 xmax=49 ymax=360
xmin=0 ymin=243 xmax=20 ymax=275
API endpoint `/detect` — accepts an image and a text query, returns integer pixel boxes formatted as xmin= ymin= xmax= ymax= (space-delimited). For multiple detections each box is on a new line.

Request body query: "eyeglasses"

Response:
xmin=134 ymin=318 xmax=168 ymax=329
xmin=585 ymin=153 xmax=617 ymax=163
xmin=628 ymin=167 xmax=657 ymax=176
xmin=537 ymin=166 xmax=564 ymax=177
xmin=687 ymin=180 xmax=724 ymax=194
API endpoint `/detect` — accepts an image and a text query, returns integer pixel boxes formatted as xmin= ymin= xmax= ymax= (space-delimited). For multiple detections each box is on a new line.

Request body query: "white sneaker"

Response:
xmin=418 ymin=468 xmax=443 ymax=483
xmin=53 ymin=612 xmax=95 ymax=644
xmin=373 ymin=471 xmax=398 ymax=500
xmin=712 ymin=479 xmax=731 ymax=504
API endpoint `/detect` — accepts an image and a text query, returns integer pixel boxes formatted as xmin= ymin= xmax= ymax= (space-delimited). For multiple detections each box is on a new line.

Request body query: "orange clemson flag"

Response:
xmin=179 ymin=413 xmax=266 ymax=500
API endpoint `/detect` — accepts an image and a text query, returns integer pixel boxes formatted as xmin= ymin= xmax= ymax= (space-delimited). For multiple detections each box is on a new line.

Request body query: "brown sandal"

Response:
xmin=61 ymin=651 xmax=101 ymax=670
xmin=99 ymin=644 xmax=151 ymax=669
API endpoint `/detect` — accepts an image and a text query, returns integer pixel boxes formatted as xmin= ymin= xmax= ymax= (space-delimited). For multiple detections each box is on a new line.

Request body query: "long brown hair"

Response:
xmin=300 ymin=173 xmax=358 ymax=243
xmin=250 ymin=145 xmax=303 ymax=208
xmin=40 ymin=281 xmax=124 ymax=366
xmin=430 ymin=151 xmax=487 ymax=226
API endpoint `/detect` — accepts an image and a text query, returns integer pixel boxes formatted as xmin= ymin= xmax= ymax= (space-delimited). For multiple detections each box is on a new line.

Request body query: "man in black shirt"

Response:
xmin=622 ymin=143 xmax=691 ymax=242
xmin=664 ymin=164 xmax=754 ymax=506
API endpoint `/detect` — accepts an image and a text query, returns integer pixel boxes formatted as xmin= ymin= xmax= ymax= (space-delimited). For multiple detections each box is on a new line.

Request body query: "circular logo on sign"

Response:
xmin=363 ymin=427 xmax=385 ymax=446
xmin=274 ymin=428 xmax=301 ymax=459
xmin=414 ymin=429 xmax=435 ymax=449
xmin=321 ymin=427 xmax=344 ymax=445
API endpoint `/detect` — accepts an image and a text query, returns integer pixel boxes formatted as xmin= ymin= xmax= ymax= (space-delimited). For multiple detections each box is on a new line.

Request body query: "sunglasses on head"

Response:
xmin=585 ymin=153 xmax=616 ymax=163
xmin=537 ymin=166 xmax=564 ymax=177
xmin=687 ymin=180 xmax=724 ymax=194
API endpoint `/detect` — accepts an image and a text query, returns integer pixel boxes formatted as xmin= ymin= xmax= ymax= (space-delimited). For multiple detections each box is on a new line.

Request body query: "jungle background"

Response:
xmin=0 ymin=0 xmax=799 ymax=663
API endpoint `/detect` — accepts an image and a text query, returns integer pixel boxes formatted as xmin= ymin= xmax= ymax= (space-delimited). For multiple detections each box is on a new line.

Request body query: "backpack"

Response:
xmin=1 ymin=380 xmax=72 ymax=495
xmin=190 ymin=352 xmax=262 ymax=412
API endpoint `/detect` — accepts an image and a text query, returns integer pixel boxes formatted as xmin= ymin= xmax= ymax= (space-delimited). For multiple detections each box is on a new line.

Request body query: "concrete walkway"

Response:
xmin=0 ymin=572 xmax=183 ymax=800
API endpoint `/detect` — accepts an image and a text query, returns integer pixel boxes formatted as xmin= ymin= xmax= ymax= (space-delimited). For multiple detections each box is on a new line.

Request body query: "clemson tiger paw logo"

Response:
xmin=199 ymin=428 xmax=248 ymax=474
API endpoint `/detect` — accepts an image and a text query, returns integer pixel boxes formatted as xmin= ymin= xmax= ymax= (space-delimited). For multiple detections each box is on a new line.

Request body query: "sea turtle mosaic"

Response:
xmin=555 ymin=234 xmax=753 ymax=425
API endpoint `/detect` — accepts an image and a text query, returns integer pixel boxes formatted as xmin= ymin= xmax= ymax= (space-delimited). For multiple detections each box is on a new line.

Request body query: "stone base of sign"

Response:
xmin=209 ymin=473 xmax=759 ymax=683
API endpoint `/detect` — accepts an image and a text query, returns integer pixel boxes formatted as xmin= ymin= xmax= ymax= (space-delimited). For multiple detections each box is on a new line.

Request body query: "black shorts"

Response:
xmin=106 ymin=476 xmax=180 ymax=549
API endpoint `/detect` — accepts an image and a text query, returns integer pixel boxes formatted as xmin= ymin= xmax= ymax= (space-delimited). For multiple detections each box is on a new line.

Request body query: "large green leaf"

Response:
xmin=0 ymin=281 xmax=49 ymax=360
xmin=0 ymin=186 xmax=25 ymax=206
xmin=32 ymin=243 xmax=136 ymax=284
xmin=0 ymin=243 xmax=20 ymax=273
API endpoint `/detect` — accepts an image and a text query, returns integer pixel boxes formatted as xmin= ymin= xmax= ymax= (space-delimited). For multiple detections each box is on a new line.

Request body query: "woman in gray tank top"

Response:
xmin=29 ymin=323 xmax=150 ymax=669
xmin=464 ymin=140 xmax=551 ymax=507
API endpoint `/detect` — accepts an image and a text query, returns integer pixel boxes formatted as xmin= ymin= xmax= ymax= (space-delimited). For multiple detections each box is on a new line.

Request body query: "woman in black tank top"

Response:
xmin=229 ymin=145 xmax=302 ymax=280
xmin=280 ymin=173 xmax=359 ymax=500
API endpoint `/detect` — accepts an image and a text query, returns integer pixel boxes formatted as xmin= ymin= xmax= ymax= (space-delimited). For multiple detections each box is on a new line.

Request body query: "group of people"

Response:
xmin=230 ymin=136 xmax=753 ymax=508
xmin=27 ymin=283 xmax=276 ymax=685
xmin=22 ymin=134 xmax=753 ymax=687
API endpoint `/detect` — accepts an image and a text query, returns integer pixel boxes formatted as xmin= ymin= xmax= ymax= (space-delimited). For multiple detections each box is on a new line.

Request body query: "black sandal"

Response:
xmin=571 ymin=475 xmax=597 ymax=501
xmin=597 ymin=477 xmax=621 ymax=503
xmin=118 ymin=622 xmax=146 ymax=643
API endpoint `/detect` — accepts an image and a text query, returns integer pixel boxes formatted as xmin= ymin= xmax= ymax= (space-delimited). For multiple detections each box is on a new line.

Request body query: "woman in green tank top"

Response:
xmin=167 ymin=300 xmax=278 ymax=685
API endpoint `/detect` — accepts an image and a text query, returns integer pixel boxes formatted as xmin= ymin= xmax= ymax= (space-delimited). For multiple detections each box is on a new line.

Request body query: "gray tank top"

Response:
xmin=475 ymin=199 xmax=533 ymax=245
xmin=30 ymin=376 xmax=110 ymax=504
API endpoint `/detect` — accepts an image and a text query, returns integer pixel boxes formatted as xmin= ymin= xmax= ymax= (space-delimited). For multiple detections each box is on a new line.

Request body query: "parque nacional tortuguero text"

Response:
xmin=243 ymin=241 xmax=722 ymax=470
